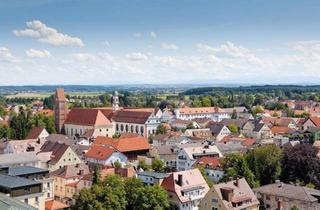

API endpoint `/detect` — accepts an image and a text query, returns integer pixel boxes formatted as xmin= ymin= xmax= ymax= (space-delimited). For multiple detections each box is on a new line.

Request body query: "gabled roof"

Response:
xmin=64 ymin=108 xmax=111 ymax=126
xmin=50 ymin=163 xmax=89 ymax=178
xmin=271 ymin=126 xmax=295 ymax=135
xmin=220 ymin=135 xmax=256 ymax=147
xmin=219 ymin=119 xmax=248 ymax=129
xmin=308 ymin=117 xmax=320 ymax=127
xmin=93 ymin=135 xmax=150 ymax=152
xmin=111 ymin=109 xmax=153 ymax=124
xmin=39 ymin=141 xmax=69 ymax=164
xmin=253 ymin=182 xmax=320 ymax=203
xmin=214 ymin=178 xmax=259 ymax=209
xmin=45 ymin=200 xmax=69 ymax=210
xmin=161 ymin=169 xmax=209 ymax=203
xmin=195 ymin=156 xmax=221 ymax=169
xmin=208 ymin=123 xmax=227 ymax=135
xmin=8 ymin=166 xmax=48 ymax=176
xmin=25 ymin=127 xmax=45 ymax=139
xmin=85 ymin=145 xmax=118 ymax=160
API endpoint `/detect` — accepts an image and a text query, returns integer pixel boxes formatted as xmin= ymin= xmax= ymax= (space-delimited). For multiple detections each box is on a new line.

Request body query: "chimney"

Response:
xmin=79 ymin=169 xmax=84 ymax=176
xmin=235 ymin=177 xmax=240 ymax=187
xmin=221 ymin=188 xmax=234 ymax=202
xmin=177 ymin=174 xmax=183 ymax=186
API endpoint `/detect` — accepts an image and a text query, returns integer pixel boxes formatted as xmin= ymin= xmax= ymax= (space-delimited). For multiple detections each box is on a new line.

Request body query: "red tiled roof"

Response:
xmin=85 ymin=145 xmax=117 ymax=160
xmin=271 ymin=126 xmax=294 ymax=135
xmin=26 ymin=127 xmax=45 ymax=139
xmin=65 ymin=108 xmax=111 ymax=126
xmin=45 ymin=200 xmax=69 ymax=210
xmin=196 ymin=156 xmax=221 ymax=169
xmin=93 ymin=135 xmax=150 ymax=152
xmin=220 ymin=135 xmax=256 ymax=147
xmin=309 ymin=117 xmax=320 ymax=127
xmin=178 ymin=107 xmax=221 ymax=114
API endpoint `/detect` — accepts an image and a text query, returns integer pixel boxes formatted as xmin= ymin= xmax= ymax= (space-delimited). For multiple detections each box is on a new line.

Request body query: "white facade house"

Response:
xmin=174 ymin=107 xmax=230 ymax=122
xmin=161 ymin=169 xmax=209 ymax=210
xmin=176 ymin=143 xmax=223 ymax=171
xmin=85 ymin=145 xmax=128 ymax=167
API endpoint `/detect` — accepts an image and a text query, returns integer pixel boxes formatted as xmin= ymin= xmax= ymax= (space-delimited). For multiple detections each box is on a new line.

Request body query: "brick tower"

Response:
xmin=54 ymin=88 xmax=67 ymax=134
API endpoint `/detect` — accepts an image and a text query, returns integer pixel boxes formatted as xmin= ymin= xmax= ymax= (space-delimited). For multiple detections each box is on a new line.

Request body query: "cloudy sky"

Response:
xmin=1 ymin=0 xmax=320 ymax=85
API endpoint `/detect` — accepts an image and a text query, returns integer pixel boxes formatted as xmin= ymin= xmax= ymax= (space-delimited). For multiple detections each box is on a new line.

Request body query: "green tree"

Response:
xmin=92 ymin=165 xmax=101 ymax=185
xmin=186 ymin=122 xmax=195 ymax=129
xmin=222 ymin=153 xmax=259 ymax=188
xmin=125 ymin=177 xmax=144 ymax=210
xmin=114 ymin=160 xmax=121 ymax=168
xmin=201 ymin=96 xmax=212 ymax=107
xmin=156 ymin=124 xmax=167 ymax=135
xmin=152 ymin=158 xmax=165 ymax=173
xmin=197 ymin=166 xmax=214 ymax=187
xmin=246 ymin=144 xmax=282 ymax=185
xmin=135 ymin=185 xmax=170 ymax=210
xmin=0 ymin=125 xmax=11 ymax=138
xmin=228 ymin=123 xmax=238 ymax=134
xmin=290 ymin=206 xmax=299 ymax=210
xmin=138 ymin=160 xmax=151 ymax=171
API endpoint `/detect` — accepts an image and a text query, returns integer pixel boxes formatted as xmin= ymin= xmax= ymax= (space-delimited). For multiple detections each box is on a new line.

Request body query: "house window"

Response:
xmin=140 ymin=126 xmax=144 ymax=134
xmin=47 ymin=193 xmax=50 ymax=198
xmin=120 ymin=124 xmax=124 ymax=132
xmin=116 ymin=124 xmax=119 ymax=131
xmin=131 ymin=125 xmax=134 ymax=133
xmin=125 ymin=125 xmax=129 ymax=132
xmin=24 ymin=198 xmax=28 ymax=204
xmin=136 ymin=126 xmax=139 ymax=133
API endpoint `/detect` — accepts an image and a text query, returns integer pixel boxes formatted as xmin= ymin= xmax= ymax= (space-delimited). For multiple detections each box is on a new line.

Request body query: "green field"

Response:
xmin=5 ymin=92 xmax=103 ymax=99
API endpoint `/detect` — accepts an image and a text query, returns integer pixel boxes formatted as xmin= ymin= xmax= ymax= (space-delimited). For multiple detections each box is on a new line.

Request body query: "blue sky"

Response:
xmin=1 ymin=0 xmax=320 ymax=85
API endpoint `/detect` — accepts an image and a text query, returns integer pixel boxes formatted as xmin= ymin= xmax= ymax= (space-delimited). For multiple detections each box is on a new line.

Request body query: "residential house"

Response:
xmin=254 ymin=182 xmax=320 ymax=210
xmin=84 ymin=144 xmax=127 ymax=166
xmin=150 ymin=145 xmax=180 ymax=170
xmin=26 ymin=127 xmax=50 ymax=141
xmin=207 ymin=124 xmax=231 ymax=142
xmin=0 ymin=152 xmax=40 ymax=168
xmin=219 ymin=135 xmax=256 ymax=147
xmin=185 ymin=129 xmax=213 ymax=140
xmin=50 ymin=163 xmax=91 ymax=204
xmin=153 ymin=132 xmax=189 ymax=146
xmin=200 ymin=178 xmax=259 ymax=210
xmin=137 ymin=171 xmax=169 ymax=185
xmin=92 ymin=135 xmax=150 ymax=160
xmin=194 ymin=157 xmax=224 ymax=182
xmin=0 ymin=174 xmax=45 ymax=210
xmin=242 ymin=120 xmax=272 ymax=140
xmin=171 ymin=119 xmax=201 ymax=130
xmin=176 ymin=143 xmax=222 ymax=171
xmin=161 ymin=168 xmax=209 ymax=210
xmin=39 ymin=141 xmax=83 ymax=171
xmin=303 ymin=117 xmax=320 ymax=131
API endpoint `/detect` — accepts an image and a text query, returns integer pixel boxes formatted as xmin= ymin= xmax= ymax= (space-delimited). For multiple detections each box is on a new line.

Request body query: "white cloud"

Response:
xmin=103 ymin=41 xmax=111 ymax=47
xmin=133 ymin=33 xmax=142 ymax=38
xmin=13 ymin=20 xmax=84 ymax=47
xmin=126 ymin=52 xmax=148 ymax=61
xmin=25 ymin=48 xmax=51 ymax=58
xmin=150 ymin=31 xmax=157 ymax=38
xmin=0 ymin=47 xmax=18 ymax=62
xmin=196 ymin=42 xmax=263 ymax=66
xmin=162 ymin=42 xmax=178 ymax=50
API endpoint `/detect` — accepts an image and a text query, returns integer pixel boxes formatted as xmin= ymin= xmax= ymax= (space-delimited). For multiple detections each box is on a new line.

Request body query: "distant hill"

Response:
xmin=182 ymin=85 xmax=320 ymax=95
